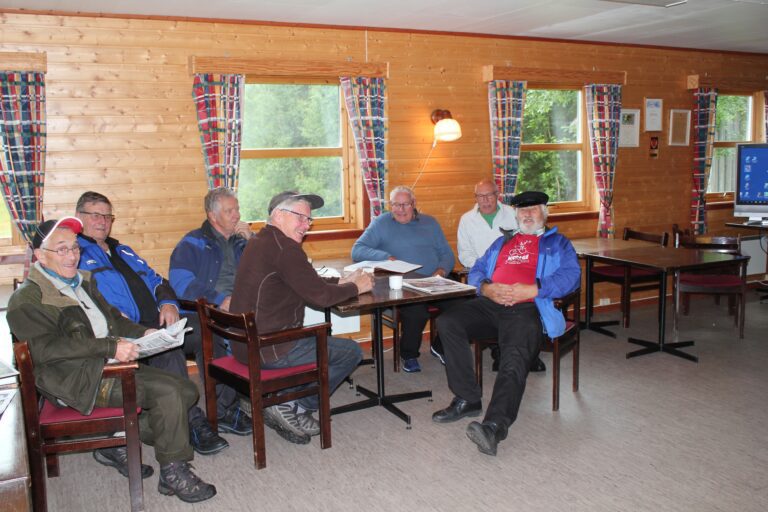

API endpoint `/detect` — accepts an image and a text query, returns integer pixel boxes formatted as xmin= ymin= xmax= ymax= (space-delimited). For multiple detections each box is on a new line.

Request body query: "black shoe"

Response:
xmin=190 ymin=416 xmax=229 ymax=455
xmin=159 ymin=461 xmax=217 ymax=503
xmin=218 ymin=405 xmax=253 ymax=436
xmin=530 ymin=356 xmax=546 ymax=373
xmin=466 ymin=421 xmax=507 ymax=456
xmin=432 ymin=397 xmax=482 ymax=423
xmin=430 ymin=344 xmax=446 ymax=365
xmin=93 ymin=447 xmax=154 ymax=479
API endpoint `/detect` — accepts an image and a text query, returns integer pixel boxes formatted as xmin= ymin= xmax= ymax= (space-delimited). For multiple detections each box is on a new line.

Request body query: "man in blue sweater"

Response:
xmin=432 ymin=191 xmax=580 ymax=456
xmin=351 ymin=186 xmax=457 ymax=373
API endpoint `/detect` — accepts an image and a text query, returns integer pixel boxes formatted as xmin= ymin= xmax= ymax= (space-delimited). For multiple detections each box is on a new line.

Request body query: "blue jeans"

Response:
xmin=261 ymin=335 xmax=363 ymax=411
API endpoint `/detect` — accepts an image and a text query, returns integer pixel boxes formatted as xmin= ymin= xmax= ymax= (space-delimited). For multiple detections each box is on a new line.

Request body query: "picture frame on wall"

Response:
xmin=619 ymin=108 xmax=640 ymax=147
xmin=668 ymin=109 xmax=691 ymax=146
xmin=644 ymin=98 xmax=663 ymax=132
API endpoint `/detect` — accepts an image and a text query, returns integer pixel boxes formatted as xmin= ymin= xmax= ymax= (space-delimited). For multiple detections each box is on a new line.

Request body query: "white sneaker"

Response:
xmin=263 ymin=403 xmax=310 ymax=445
xmin=296 ymin=411 xmax=321 ymax=436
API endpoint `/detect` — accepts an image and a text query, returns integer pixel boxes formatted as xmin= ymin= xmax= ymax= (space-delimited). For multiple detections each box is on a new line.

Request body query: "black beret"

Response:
xmin=510 ymin=191 xmax=549 ymax=208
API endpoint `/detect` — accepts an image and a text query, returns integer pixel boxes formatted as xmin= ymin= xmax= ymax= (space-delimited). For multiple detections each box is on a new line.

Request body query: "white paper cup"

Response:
xmin=389 ymin=275 xmax=403 ymax=290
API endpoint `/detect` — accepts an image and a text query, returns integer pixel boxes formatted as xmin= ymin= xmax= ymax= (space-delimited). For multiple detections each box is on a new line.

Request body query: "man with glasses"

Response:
xmin=230 ymin=191 xmax=372 ymax=445
xmin=8 ymin=217 xmax=217 ymax=503
xmin=457 ymin=179 xmax=546 ymax=373
xmin=351 ymin=185 xmax=456 ymax=373
xmin=75 ymin=191 xmax=238 ymax=456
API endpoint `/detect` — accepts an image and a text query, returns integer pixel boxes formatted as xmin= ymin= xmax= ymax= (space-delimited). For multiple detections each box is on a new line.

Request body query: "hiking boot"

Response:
xmin=263 ymin=403 xmax=311 ymax=445
xmin=190 ymin=416 xmax=229 ymax=455
xmin=296 ymin=410 xmax=321 ymax=436
xmin=218 ymin=404 xmax=253 ymax=436
xmin=93 ymin=447 xmax=154 ymax=479
xmin=158 ymin=461 xmax=217 ymax=503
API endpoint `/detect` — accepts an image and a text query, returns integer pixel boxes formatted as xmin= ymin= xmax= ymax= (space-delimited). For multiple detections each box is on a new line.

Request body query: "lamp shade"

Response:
xmin=434 ymin=118 xmax=462 ymax=142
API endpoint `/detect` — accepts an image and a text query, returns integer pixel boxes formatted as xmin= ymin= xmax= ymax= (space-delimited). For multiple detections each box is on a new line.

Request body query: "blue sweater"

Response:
xmin=469 ymin=226 xmax=580 ymax=338
xmin=351 ymin=212 xmax=455 ymax=276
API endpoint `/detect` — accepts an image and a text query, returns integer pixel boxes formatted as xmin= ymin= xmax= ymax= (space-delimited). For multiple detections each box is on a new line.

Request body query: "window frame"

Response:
xmin=707 ymin=91 xmax=762 ymax=204
xmin=519 ymin=84 xmax=596 ymax=215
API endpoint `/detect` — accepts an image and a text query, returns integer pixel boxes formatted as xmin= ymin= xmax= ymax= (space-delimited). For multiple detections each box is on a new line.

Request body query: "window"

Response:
xmin=708 ymin=94 xmax=753 ymax=198
xmin=518 ymin=88 xmax=592 ymax=212
xmin=238 ymin=78 xmax=361 ymax=230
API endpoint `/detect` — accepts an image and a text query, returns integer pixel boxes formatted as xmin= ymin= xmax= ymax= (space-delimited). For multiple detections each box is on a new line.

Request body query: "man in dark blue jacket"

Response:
xmin=432 ymin=191 xmax=580 ymax=456
xmin=76 ymin=191 xmax=249 ymax=455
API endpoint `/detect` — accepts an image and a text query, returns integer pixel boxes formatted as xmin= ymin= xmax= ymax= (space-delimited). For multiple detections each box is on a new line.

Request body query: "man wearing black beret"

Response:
xmin=432 ymin=191 xmax=581 ymax=456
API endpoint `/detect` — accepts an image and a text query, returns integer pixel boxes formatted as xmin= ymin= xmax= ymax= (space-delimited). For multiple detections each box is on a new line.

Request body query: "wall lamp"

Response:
xmin=411 ymin=109 xmax=462 ymax=189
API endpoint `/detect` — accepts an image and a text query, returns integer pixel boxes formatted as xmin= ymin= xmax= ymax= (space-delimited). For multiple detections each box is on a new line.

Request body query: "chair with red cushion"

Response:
xmin=195 ymin=298 xmax=331 ymax=469
xmin=590 ymin=227 xmax=669 ymax=329
xmin=676 ymin=235 xmax=748 ymax=338
xmin=13 ymin=340 xmax=144 ymax=512
xmin=471 ymin=288 xmax=580 ymax=411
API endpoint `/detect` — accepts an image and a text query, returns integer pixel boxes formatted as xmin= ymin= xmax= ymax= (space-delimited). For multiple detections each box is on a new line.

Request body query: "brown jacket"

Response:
xmin=230 ymin=224 xmax=358 ymax=363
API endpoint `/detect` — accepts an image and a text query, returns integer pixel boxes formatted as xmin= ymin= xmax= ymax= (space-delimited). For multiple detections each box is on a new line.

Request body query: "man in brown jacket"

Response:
xmin=230 ymin=191 xmax=373 ymax=445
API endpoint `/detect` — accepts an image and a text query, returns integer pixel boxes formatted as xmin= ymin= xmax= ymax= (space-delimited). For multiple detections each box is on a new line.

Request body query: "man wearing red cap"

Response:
xmin=8 ymin=217 xmax=217 ymax=503
xmin=432 ymin=191 xmax=580 ymax=456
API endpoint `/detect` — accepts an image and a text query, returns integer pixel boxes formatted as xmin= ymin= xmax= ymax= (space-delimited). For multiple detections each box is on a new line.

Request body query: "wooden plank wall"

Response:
xmin=1 ymin=12 xmax=766 ymax=333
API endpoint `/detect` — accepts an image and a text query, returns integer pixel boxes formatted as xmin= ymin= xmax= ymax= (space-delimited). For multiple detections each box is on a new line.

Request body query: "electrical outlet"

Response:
xmin=598 ymin=298 xmax=611 ymax=306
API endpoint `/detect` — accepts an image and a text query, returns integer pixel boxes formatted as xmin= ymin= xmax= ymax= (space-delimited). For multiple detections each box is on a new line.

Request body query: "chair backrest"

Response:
xmin=623 ymin=227 xmax=669 ymax=247
xmin=13 ymin=340 xmax=43 ymax=434
xmin=196 ymin=298 xmax=263 ymax=373
xmin=677 ymin=234 xmax=741 ymax=254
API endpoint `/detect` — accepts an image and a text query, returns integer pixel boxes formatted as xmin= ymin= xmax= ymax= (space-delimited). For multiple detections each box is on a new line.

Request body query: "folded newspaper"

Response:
xmin=402 ymin=276 xmax=476 ymax=294
xmin=343 ymin=260 xmax=422 ymax=274
xmin=108 ymin=317 xmax=192 ymax=363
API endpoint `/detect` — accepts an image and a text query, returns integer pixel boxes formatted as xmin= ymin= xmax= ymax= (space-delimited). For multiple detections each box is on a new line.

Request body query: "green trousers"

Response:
xmin=104 ymin=364 xmax=198 ymax=466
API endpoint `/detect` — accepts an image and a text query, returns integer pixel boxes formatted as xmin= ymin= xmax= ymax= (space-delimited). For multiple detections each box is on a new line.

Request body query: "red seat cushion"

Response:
xmin=592 ymin=264 xmax=660 ymax=278
xmin=212 ymin=355 xmax=316 ymax=381
xmin=40 ymin=400 xmax=134 ymax=424
xmin=679 ymin=273 xmax=743 ymax=287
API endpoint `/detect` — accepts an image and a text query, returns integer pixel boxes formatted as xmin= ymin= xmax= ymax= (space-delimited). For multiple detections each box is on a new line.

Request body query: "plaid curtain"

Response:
xmin=691 ymin=88 xmax=718 ymax=235
xmin=764 ymin=91 xmax=768 ymax=142
xmin=192 ymin=73 xmax=244 ymax=190
xmin=585 ymin=84 xmax=622 ymax=238
xmin=0 ymin=71 xmax=46 ymax=250
xmin=487 ymin=80 xmax=526 ymax=205
xmin=340 ymin=76 xmax=387 ymax=217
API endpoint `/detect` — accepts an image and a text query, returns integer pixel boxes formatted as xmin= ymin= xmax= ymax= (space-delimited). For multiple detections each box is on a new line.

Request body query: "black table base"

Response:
xmin=627 ymin=337 xmax=697 ymax=362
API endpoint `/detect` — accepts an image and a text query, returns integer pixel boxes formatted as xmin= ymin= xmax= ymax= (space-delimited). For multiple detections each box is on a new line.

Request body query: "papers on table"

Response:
xmin=316 ymin=266 xmax=341 ymax=279
xmin=0 ymin=359 xmax=19 ymax=380
xmin=403 ymin=276 xmax=476 ymax=294
xmin=343 ymin=260 xmax=423 ymax=274
xmin=109 ymin=318 xmax=191 ymax=363
xmin=0 ymin=388 xmax=17 ymax=418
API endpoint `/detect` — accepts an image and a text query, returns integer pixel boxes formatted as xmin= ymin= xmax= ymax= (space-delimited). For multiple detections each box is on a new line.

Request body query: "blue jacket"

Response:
xmin=78 ymin=235 xmax=178 ymax=324
xmin=169 ymin=220 xmax=247 ymax=306
xmin=468 ymin=227 xmax=581 ymax=338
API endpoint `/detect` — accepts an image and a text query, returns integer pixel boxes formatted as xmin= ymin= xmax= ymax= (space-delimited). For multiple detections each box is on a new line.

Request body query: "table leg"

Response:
xmin=330 ymin=307 xmax=432 ymax=427
xmin=627 ymin=269 xmax=697 ymax=362
xmin=581 ymin=256 xmax=619 ymax=338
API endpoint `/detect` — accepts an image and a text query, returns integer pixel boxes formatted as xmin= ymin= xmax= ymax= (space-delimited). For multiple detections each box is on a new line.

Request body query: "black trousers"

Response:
xmin=396 ymin=298 xmax=465 ymax=360
xmin=437 ymin=297 xmax=543 ymax=430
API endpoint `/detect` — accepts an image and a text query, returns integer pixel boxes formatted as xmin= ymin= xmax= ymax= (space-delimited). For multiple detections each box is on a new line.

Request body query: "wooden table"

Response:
xmin=0 ymin=392 xmax=31 ymax=511
xmin=572 ymin=237 xmax=657 ymax=338
xmin=326 ymin=270 xmax=476 ymax=427
xmin=582 ymin=245 xmax=749 ymax=362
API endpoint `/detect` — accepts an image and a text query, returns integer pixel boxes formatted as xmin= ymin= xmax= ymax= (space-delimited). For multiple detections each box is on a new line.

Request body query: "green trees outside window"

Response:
xmin=709 ymin=95 xmax=753 ymax=194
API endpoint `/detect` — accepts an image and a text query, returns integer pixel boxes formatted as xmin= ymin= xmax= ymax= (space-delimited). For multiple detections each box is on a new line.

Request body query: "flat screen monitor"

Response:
xmin=734 ymin=143 xmax=768 ymax=224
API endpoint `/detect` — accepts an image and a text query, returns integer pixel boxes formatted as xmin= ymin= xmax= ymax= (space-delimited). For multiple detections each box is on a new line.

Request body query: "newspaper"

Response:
xmin=343 ymin=260 xmax=422 ymax=273
xmin=402 ymin=276 xmax=476 ymax=294
xmin=108 ymin=317 xmax=191 ymax=363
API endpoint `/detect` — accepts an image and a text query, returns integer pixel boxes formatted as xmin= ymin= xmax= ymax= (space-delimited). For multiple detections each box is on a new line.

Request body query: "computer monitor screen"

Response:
xmin=734 ymin=143 xmax=768 ymax=223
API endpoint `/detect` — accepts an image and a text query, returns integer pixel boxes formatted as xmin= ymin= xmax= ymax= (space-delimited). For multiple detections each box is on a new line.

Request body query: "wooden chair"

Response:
xmin=13 ymin=340 xmax=144 ymax=512
xmin=589 ymin=227 xmax=669 ymax=328
xmin=675 ymin=235 xmax=748 ymax=338
xmin=471 ymin=289 xmax=581 ymax=411
xmin=382 ymin=305 xmax=439 ymax=372
xmin=195 ymin=298 xmax=331 ymax=469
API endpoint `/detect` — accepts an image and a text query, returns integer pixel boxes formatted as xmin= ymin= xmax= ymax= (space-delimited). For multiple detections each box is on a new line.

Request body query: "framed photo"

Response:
xmin=619 ymin=108 xmax=640 ymax=147
xmin=644 ymin=98 xmax=663 ymax=132
xmin=668 ymin=109 xmax=691 ymax=146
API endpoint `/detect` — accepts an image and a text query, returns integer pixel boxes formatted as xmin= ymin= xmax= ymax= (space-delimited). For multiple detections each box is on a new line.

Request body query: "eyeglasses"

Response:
xmin=280 ymin=208 xmax=313 ymax=225
xmin=78 ymin=211 xmax=115 ymax=222
xmin=390 ymin=202 xmax=413 ymax=209
xmin=43 ymin=244 xmax=81 ymax=257
xmin=475 ymin=193 xmax=498 ymax=201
